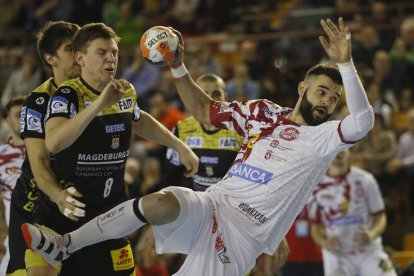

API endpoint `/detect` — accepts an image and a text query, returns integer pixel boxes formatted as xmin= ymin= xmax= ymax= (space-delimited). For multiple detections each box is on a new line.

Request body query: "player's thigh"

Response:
xmin=67 ymin=238 xmax=135 ymax=276
xmin=360 ymin=250 xmax=397 ymax=276
xmin=153 ymin=186 xmax=211 ymax=254
xmin=174 ymin=206 xmax=261 ymax=276
xmin=322 ymin=251 xmax=353 ymax=276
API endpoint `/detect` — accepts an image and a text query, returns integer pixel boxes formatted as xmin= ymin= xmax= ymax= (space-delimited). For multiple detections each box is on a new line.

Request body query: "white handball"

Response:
xmin=140 ymin=26 xmax=179 ymax=66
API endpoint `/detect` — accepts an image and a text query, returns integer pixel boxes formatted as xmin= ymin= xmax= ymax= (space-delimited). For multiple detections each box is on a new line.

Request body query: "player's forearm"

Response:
xmin=171 ymin=65 xmax=212 ymax=125
xmin=338 ymin=60 xmax=374 ymax=141
xmin=45 ymin=102 xmax=102 ymax=153
xmin=369 ymin=213 xmax=387 ymax=240
xmin=133 ymin=111 xmax=186 ymax=150
xmin=25 ymin=139 xmax=63 ymax=200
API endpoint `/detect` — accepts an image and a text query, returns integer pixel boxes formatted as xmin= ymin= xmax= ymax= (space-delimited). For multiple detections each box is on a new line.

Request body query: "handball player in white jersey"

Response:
xmin=22 ymin=18 xmax=375 ymax=276
xmin=309 ymin=149 xmax=397 ymax=276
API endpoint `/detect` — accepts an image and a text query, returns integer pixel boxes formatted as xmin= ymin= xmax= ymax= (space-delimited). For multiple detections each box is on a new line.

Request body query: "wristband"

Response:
xmin=170 ymin=63 xmax=189 ymax=79
xmin=337 ymin=59 xmax=356 ymax=73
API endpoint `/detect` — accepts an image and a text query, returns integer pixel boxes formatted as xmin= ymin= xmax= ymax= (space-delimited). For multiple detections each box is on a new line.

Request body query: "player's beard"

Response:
xmin=299 ymin=90 xmax=330 ymax=126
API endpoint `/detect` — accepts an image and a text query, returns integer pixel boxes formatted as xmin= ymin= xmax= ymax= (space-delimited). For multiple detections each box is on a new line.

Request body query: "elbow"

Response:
xmin=45 ymin=137 xmax=63 ymax=154
xmin=355 ymin=107 xmax=375 ymax=136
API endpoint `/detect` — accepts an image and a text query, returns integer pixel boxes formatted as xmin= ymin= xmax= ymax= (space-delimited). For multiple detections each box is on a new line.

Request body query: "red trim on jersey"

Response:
xmin=210 ymin=101 xmax=245 ymax=136
xmin=337 ymin=120 xmax=359 ymax=144
xmin=371 ymin=209 xmax=385 ymax=216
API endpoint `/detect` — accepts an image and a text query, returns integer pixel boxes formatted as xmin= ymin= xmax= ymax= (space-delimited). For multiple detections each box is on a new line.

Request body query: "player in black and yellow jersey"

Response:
xmin=32 ymin=23 xmax=198 ymax=275
xmin=7 ymin=21 xmax=81 ymax=276
xmin=165 ymin=74 xmax=243 ymax=191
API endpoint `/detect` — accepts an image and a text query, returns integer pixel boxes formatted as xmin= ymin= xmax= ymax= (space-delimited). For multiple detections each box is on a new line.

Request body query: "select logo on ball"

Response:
xmin=140 ymin=26 xmax=179 ymax=66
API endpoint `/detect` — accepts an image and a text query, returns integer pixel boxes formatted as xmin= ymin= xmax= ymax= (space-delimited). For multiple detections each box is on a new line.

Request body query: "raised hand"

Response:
xmin=167 ymin=27 xmax=184 ymax=69
xmin=319 ymin=17 xmax=351 ymax=64
xmin=97 ymin=79 xmax=129 ymax=108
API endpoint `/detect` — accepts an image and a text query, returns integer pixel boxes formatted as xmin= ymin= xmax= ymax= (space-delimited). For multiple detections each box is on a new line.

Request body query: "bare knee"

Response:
xmin=141 ymin=191 xmax=180 ymax=225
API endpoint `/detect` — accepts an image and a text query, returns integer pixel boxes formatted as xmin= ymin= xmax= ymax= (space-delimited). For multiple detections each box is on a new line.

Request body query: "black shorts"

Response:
xmin=58 ymin=238 xmax=135 ymax=276
xmin=7 ymin=179 xmax=40 ymax=274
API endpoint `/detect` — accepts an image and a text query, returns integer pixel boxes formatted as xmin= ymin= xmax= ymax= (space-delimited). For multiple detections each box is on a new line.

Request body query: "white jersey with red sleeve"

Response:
xmin=308 ymin=166 xmax=385 ymax=254
xmin=207 ymin=99 xmax=355 ymax=255
xmin=0 ymin=138 xmax=25 ymax=225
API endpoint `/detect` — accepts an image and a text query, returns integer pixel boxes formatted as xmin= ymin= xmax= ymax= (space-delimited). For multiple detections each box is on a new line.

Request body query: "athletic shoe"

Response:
xmin=21 ymin=223 xmax=71 ymax=266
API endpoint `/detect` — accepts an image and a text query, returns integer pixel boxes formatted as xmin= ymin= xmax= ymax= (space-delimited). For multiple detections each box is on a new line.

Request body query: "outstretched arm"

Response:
xmin=132 ymin=111 xmax=199 ymax=177
xmin=167 ymin=32 xmax=213 ymax=125
xmin=320 ymin=18 xmax=374 ymax=141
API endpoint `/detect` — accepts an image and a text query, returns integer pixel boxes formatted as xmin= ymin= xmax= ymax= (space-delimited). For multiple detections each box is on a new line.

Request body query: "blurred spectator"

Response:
xmin=0 ymin=0 xmax=22 ymax=31
xmin=124 ymin=157 xmax=141 ymax=198
xmin=367 ymin=1 xmax=396 ymax=50
xmin=390 ymin=17 xmax=414 ymax=89
xmin=134 ymin=158 xmax=163 ymax=199
xmin=240 ymin=40 xmax=263 ymax=81
xmin=366 ymin=81 xmax=393 ymax=127
xmin=122 ymin=53 xmax=161 ymax=110
xmin=72 ymin=0 xmax=103 ymax=25
xmin=351 ymin=113 xmax=397 ymax=181
xmin=363 ymin=50 xmax=402 ymax=104
xmin=1 ymin=52 xmax=41 ymax=108
xmin=114 ymin=0 xmax=144 ymax=49
xmin=353 ymin=25 xmax=384 ymax=69
xmin=170 ymin=0 xmax=200 ymax=34
xmin=391 ymin=86 xmax=414 ymax=136
xmin=226 ymin=63 xmax=260 ymax=101
xmin=149 ymin=92 xmax=185 ymax=131
xmin=102 ymin=0 xmax=122 ymax=27
xmin=186 ymin=44 xmax=224 ymax=79
xmin=281 ymin=207 xmax=324 ymax=276
xmin=134 ymin=226 xmax=169 ymax=276
xmin=386 ymin=108 xmax=414 ymax=215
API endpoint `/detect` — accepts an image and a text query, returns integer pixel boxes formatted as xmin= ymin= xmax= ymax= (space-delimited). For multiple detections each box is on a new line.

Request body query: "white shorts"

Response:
xmin=153 ymin=187 xmax=262 ymax=276
xmin=323 ymin=248 xmax=397 ymax=276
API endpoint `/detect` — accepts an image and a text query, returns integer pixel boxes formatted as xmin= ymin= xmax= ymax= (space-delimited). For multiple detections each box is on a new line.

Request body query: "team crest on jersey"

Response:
xmin=27 ymin=108 xmax=43 ymax=133
xmin=111 ymin=136 xmax=120 ymax=149
xmin=264 ymin=150 xmax=272 ymax=160
xmin=50 ymin=96 xmax=68 ymax=114
xmin=279 ymin=127 xmax=299 ymax=141
xmin=6 ymin=166 xmax=21 ymax=174
xmin=35 ymin=97 xmax=45 ymax=105
xmin=117 ymin=97 xmax=132 ymax=111
xmin=205 ymin=165 xmax=214 ymax=176
xmin=270 ymin=139 xmax=279 ymax=148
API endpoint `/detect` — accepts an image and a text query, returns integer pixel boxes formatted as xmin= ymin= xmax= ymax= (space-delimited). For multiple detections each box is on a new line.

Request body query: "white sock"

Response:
xmin=67 ymin=198 xmax=146 ymax=252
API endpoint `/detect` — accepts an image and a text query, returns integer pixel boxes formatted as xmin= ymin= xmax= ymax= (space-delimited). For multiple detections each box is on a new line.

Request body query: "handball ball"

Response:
xmin=140 ymin=26 xmax=179 ymax=66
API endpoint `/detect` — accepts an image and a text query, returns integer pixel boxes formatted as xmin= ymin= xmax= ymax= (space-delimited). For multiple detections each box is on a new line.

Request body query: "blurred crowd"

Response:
xmin=0 ymin=0 xmax=414 ymax=275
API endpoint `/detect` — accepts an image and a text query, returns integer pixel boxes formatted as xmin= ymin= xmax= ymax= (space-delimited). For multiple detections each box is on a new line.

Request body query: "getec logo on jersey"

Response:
xmin=117 ymin=97 xmax=132 ymax=111
xmin=50 ymin=96 xmax=68 ymax=114
xmin=228 ymin=163 xmax=273 ymax=184
xmin=27 ymin=108 xmax=43 ymax=133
